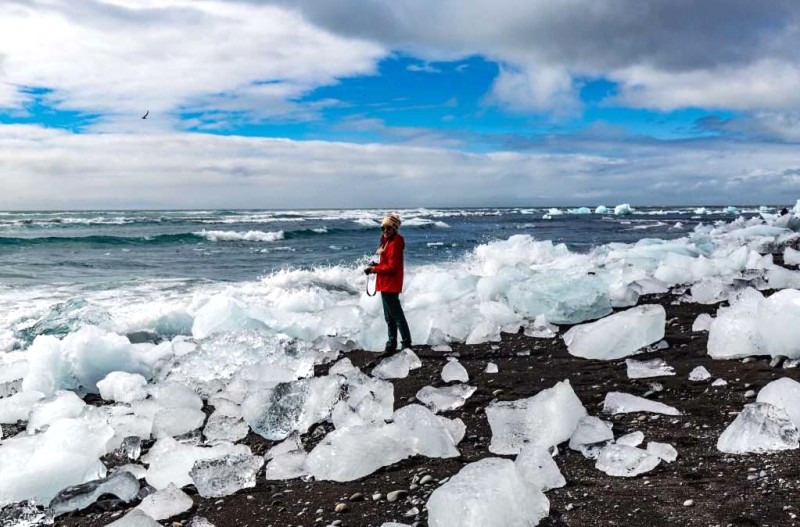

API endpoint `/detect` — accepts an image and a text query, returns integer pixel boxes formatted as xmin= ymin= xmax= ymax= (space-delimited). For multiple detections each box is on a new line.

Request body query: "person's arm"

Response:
xmin=370 ymin=238 xmax=402 ymax=274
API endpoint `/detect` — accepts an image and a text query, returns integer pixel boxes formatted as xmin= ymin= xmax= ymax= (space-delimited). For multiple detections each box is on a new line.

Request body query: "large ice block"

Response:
xmin=564 ymin=305 xmax=666 ymax=360
xmin=717 ymin=402 xmax=799 ymax=454
xmin=486 ymin=380 xmax=586 ymax=455
xmin=568 ymin=415 xmax=614 ymax=459
xmin=416 ymin=384 xmax=476 ymax=413
xmin=595 ymin=444 xmax=661 ymax=477
xmin=392 ymin=404 xmax=460 ymax=458
xmin=514 ymin=443 xmax=565 ymax=491
xmin=190 ymin=452 xmax=264 ymax=498
xmin=756 ymin=377 xmax=800 ymax=428
xmin=49 ymin=470 xmax=139 ymax=516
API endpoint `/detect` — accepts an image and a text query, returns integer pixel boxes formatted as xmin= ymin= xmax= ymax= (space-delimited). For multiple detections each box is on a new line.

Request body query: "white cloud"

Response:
xmin=0 ymin=1 xmax=384 ymax=120
xmin=2 ymin=124 xmax=800 ymax=210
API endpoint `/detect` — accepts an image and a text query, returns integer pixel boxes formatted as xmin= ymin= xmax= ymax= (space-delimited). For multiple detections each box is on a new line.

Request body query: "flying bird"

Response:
xmin=142 ymin=110 xmax=149 ymax=119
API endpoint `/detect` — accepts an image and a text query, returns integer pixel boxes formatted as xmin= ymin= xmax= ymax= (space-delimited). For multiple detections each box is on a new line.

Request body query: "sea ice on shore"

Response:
xmin=426 ymin=458 xmax=549 ymax=527
xmin=689 ymin=366 xmax=711 ymax=381
xmin=392 ymin=404 xmax=460 ymax=458
xmin=416 ymin=384 xmax=476 ymax=413
xmin=26 ymin=390 xmax=86 ymax=433
xmin=190 ymin=452 xmax=264 ymax=498
xmin=97 ymin=372 xmax=148 ymax=403
xmin=371 ymin=349 xmax=421 ymax=380
xmin=107 ymin=509 xmax=161 ymax=527
xmin=625 ymin=358 xmax=675 ymax=379
xmin=569 ymin=416 xmax=614 ymax=459
xmin=0 ymin=390 xmax=44 ymax=424
xmin=564 ymin=305 xmax=666 ymax=360
xmin=441 ymin=360 xmax=469 ymax=383
xmin=486 ymin=380 xmax=586 ymax=455
xmin=717 ymin=402 xmax=799 ymax=453
xmin=136 ymin=483 xmax=193 ymax=520
xmin=595 ymin=444 xmax=661 ymax=477
xmin=305 ymin=423 xmax=414 ymax=482
xmin=515 ymin=443 xmax=566 ymax=491
xmin=692 ymin=314 xmax=713 ymax=332
xmin=647 ymin=442 xmax=678 ymax=462
xmin=142 ymin=438 xmax=248 ymax=489
xmin=756 ymin=377 xmax=800 ymax=428
xmin=603 ymin=392 xmax=681 ymax=416
xmin=49 ymin=470 xmax=139 ymax=516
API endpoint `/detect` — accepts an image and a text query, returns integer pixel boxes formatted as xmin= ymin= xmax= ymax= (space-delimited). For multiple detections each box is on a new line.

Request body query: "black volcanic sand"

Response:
xmin=56 ymin=291 xmax=800 ymax=527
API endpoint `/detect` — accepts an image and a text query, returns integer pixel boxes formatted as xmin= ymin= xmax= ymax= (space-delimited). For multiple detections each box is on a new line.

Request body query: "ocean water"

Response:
xmin=0 ymin=205 xmax=771 ymax=354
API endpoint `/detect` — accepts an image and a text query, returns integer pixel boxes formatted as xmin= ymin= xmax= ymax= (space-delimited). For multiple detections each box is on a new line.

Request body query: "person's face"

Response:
xmin=381 ymin=225 xmax=395 ymax=237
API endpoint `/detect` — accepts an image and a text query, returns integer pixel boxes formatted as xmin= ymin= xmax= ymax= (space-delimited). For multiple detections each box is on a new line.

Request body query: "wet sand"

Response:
xmin=58 ymin=290 xmax=800 ymax=527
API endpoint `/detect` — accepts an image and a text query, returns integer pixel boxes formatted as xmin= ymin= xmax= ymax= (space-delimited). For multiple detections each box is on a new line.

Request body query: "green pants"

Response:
xmin=381 ymin=292 xmax=411 ymax=350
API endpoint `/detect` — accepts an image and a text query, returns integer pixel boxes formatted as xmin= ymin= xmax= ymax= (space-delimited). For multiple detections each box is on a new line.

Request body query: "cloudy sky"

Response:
xmin=1 ymin=0 xmax=800 ymax=210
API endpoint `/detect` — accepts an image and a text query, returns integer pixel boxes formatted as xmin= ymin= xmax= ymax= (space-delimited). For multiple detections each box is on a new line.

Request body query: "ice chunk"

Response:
xmin=0 ymin=501 xmax=54 ymax=527
xmin=142 ymin=437 xmax=245 ymax=489
xmin=441 ymin=360 xmax=469 ymax=383
xmin=595 ymin=444 xmax=660 ymax=477
xmin=22 ymin=326 xmax=150 ymax=396
xmin=692 ymin=314 xmax=713 ymax=332
xmin=568 ymin=416 xmax=614 ymax=459
xmin=616 ymin=431 xmax=644 ymax=447
xmin=514 ymin=443 xmax=565 ymax=491
xmin=331 ymin=367 xmax=394 ymax=429
xmin=603 ymin=392 xmax=681 ymax=416
xmin=265 ymin=450 xmax=308 ymax=480
xmin=136 ymin=483 xmax=194 ymax=520
xmin=0 ymin=355 xmax=27 ymax=398
xmin=416 ymin=384 xmax=476 ymax=413
xmin=242 ymin=375 xmax=344 ymax=441
xmin=785 ymin=246 xmax=800 ymax=266
xmin=0 ymin=390 xmax=45 ymax=424
xmin=625 ymin=358 xmax=675 ymax=379
xmin=392 ymin=404 xmax=460 ymax=458
xmin=523 ymin=315 xmax=558 ymax=339
xmin=485 ymin=362 xmax=498 ymax=373
xmin=49 ymin=470 xmax=139 ymax=516
xmin=27 ymin=390 xmax=86 ymax=433
xmin=427 ymin=458 xmax=549 ymax=527
xmin=190 ymin=452 xmax=264 ymax=498
xmin=116 ymin=463 xmax=147 ymax=479
xmin=756 ymin=378 xmax=800 ymax=429
xmin=152 ymin=408 xmax=206 ymax=438
xmin=712 ymin=378 xmax=727 ymax=386
xmin=191 ymin=295 xmax=266 ymax=339
xmin=564 ymin=305 xmax=666 ymax=360
xmin=306 ymin=423 xmax=414 ymax=482
xmin=689 ymin=366 xmax=711 ymax=381
xmin=439 ymin=416 xmax=466 ymax=445
xmin=106 ymin=509 xmax=161 ymax=527
xmin=203 ymin=410 xmax=249 ymax=444
xmin=97 ymin=372 xmax=148 ymax=403
xmin=0 ymin=417 xmax=113 ymax=506
xmin=717 ymin=402 xmax=799 ymax=453
xmin=614 ymin=203 xmax=634 ymax=215
xmin=486 ymin=380 xmax=587 ymax=455
xmin=149 ymin=382 xmax=203 ymax=410
xmin=371 ymin=349 xmax=420 ymax=380
xmin=646 ymin=442 xmax=678 ymax=463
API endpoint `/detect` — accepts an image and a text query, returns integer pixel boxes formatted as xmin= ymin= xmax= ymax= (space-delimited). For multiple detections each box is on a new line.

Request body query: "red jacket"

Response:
xmin=373 ymin=233 xmax=405 ymax=293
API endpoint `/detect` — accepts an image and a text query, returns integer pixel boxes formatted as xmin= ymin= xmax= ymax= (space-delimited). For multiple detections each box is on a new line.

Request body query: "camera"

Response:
xmin=364 ymin=261 xmax=378 ymax=274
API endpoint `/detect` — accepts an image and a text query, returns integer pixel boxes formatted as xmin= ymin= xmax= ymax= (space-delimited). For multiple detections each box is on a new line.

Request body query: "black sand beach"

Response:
xmin=52 ymin=288 xmax=800 ymax=527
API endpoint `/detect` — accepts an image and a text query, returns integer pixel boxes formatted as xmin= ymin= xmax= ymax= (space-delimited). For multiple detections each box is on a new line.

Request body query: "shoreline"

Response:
xmin=53 ymin=289 xmax=800 ymax=527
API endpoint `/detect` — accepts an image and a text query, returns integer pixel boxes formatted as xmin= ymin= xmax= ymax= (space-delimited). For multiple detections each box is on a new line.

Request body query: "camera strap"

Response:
xmin=366 ymin=274 xmax=377 ymax=297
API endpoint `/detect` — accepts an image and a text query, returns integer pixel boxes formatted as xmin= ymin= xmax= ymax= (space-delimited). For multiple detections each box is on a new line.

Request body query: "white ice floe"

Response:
xmin=564 ymin=305 xmax=666 ymax=360
xmin=486 ymin=380 xmax=586 ymax=455
xmin=616 ymin=431 xmax=645 ymax=447
xmin=26 ymin=391 xmax=86 ymax=433
xmin=625 ymin=358 xmax=675 ymax=379
xmin=717 ymin=402 xmax=799 ymax=454
xmin=426 ymin=458 xmax=550 ymax=527
xmin=392 ymin=404 xmax=460 ymax=459
xmin=305 ymin=423 xmax=414 ymax=482
xmin=569 ymin=416 xmax=614 ymax=459
xmin=646 ymin=442 xmax=678 ymax=463
xmin=595 ymin=444 xmax=661 ymax=477
xmin=708 ymin=288 xmax=800 ymax=359
xmin=142 ymin=438 xmax=248 ymax=490
xmin=136 ymin=483 xmax=194 ymax=520
xmin=152 ymin=407 xmax=206 ymax=438
xmin=416 ymin=384 xmax=476 ymax=413
xmin=0 ymin=390 xmax=44 ymax=424
xmin=603 ymin=392 xmax=681 ymax=416
xmin=689 ymin=366 xmax=712 ymax=381
xmin=756 ymin=377 xmax=800 ymax=429
xmin=190 ymin=452 xmax=264 ymax=498
xmin=784 ymin=247 xmax=800 ymax=266
xmin=514 ymin=443 xmax=566 ymax=491
xmin=692 ymin=313 xmax=713 ymax=332
xmin=97 ymin=372 xmax=148 ymax=403
xmin=441 ymin=360 xmax=469 ymax=383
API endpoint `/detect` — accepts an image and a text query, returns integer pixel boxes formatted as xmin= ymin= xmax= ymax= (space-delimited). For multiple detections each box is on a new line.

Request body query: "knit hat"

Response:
xmin=381 ymin=213 xmax=401 ymax=230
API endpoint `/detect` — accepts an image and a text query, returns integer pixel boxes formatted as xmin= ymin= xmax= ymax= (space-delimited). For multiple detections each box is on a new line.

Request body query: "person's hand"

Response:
xmin=364 ymin=266 xmax=372 ymax=275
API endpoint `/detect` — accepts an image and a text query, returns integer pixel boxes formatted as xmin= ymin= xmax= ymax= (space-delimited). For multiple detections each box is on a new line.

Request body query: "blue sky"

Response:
xmin=0 ymin=1 xmax=799 ymax=209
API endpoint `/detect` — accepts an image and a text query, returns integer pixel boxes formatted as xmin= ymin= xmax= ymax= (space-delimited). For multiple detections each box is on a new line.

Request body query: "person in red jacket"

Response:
xmin=366 ymin=213 xmax=412 ymax=351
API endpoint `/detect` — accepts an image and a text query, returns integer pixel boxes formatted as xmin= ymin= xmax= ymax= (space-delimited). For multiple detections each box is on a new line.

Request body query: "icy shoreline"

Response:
xmin=5 ymin=209 xmax=800 ymax=525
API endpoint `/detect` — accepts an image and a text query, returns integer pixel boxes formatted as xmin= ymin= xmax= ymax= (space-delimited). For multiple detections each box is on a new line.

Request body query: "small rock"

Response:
xmin=348 ymin=492 xmax=365 ymax=502
xmin=371 ymin=493 xmax=384 ymax=501
xmin=409 ymin=484 xmax=419 ymax=491
xmin=565 ymin=503 xmax=574 ymax=511
xmin=334 ymin=503 xmax=349 ymax=513
xmin=770 ymin=356 xmax=786 ymax=368
xmin=387 ymin=490 xmax=409 ymax=502
xmin=683 ymin=499 xmax=694 ymax=507
xmin=419 ymin=475 xmax=434 ymax=485
xmin=405 ymin=506 xmax=420 ymax=517
xmin=744 ymin=390 xmax=756 ymax=398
